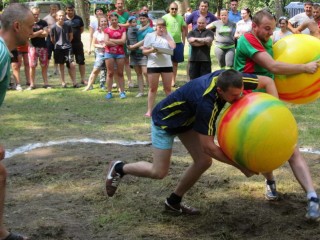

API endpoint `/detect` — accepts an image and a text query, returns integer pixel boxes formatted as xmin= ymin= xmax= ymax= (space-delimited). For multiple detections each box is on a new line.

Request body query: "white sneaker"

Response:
xmin=135 ymin=92 xmax=144 ymax=98
xmin=16 ymin=84 xmax=23 ymax=91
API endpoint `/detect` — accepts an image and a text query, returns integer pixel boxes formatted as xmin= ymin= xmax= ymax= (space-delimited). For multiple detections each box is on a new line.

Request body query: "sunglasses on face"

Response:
xmin=171 ymin=8 xmax=177 ymax=10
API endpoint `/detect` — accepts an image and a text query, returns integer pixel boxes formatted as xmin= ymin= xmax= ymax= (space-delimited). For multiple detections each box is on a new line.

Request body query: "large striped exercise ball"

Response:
xmin=273 ymin=34 xmax=320 ymax=104
xmin=217 ymin=92 xmax=298 ymax=173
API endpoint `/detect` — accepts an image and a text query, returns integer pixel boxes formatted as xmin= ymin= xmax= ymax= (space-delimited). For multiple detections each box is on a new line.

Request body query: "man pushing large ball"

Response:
xmin=217 ymin=92 xmax=298 ymax=173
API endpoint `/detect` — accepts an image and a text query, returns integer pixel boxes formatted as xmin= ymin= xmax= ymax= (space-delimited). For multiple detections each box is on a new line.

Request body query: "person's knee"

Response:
xmin=151 ymin=168 xmax=168 ymax=179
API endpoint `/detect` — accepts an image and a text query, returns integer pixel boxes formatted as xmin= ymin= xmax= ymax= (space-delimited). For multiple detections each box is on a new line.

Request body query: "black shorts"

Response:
xmin=11 ymin=50 xmax=19 ymax=63
xmin=72 ymin=42 xmax=85 ymax=65
xmin=54 ymin=48 xmax=74 ymax=68
xmin=147 ymin=67 xmax=173 ymax=74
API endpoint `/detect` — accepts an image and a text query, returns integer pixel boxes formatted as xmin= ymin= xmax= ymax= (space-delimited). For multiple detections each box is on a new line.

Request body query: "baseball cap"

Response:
xmin=128 ymin=16 xmax=137 ymax=22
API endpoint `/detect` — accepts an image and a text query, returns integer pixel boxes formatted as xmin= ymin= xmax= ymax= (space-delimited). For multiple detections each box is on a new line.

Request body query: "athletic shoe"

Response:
xmin=265 ymin=180 xmax=279 ymax=201
xmin=105 ymin=160 xmax=123 ymax=197
xmin=119 ymin=92 xmax=126 ymax=99
xmin=164 ymin=200 xmax=200 ymax=215
xmin=306 ymin=197 xmax=320 ymax=221
xmin=128 ymin=83 xmax=134 ymax=88
xmin=26 ymin=86 xmax=35 ymax=91
xmin=16 ymin=84 xmax=23 ymax=91
xmin=105 ymin=92 xmax=113 ymax=99
xmin=135 ymin=92 xmax=144 ymax=98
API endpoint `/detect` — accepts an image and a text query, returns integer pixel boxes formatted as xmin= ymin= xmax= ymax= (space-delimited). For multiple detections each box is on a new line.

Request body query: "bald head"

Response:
xmin=197 ymin=16 xmax=207 ymax=30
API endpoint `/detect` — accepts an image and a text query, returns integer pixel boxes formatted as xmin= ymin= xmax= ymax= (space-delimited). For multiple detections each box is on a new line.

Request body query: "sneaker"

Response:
xmin=164 ymin=200 xmax=200 ymax=215
xmin=119 ymin=92 xmax=126 ymax=99
xmin=16 ymin=84 xmax=23 ymax=91
xmin=128 ymin=83 xmax=134 ymax=88
xmin=26 ymin=86 xmax=35 ymax=91
xmin=105 ymin=160 xmax=123 ymax=197
xmin=306 ymin=197 xmax=320 ymax=221
xmin=105 ymin=92 xmax=113 ymax=99
xmin=265 ymin=180 xmax=279 ymax=201
xmin=135 ymin=92 xmax=144 ymax=98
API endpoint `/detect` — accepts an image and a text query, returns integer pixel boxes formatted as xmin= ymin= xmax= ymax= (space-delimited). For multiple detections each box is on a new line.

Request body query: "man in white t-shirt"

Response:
xmin=288 ymin=1 xmax=313 ymax=34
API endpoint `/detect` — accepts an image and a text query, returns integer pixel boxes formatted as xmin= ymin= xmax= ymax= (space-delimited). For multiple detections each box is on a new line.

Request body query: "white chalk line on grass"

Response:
xmin=4 ymin=138 xmax=320 ymax=159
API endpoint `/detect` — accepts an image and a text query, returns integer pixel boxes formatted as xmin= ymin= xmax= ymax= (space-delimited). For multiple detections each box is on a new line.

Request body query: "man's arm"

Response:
xmin=198 ymin=134 xmax=256 ymax=177
xmin=256 ymin=75 xmax=279 ymax=98
xmin=252 ymin=51 xmax=319 ymax=74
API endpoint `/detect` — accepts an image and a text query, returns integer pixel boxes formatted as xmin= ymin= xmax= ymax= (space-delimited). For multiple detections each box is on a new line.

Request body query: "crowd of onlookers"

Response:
xmin=7 ymin=0 xmax=320 ymax=115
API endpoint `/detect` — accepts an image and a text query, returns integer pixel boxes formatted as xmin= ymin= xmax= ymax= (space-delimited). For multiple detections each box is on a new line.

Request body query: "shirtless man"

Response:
xmin=296 ymin=4 xmax=320 ymax=38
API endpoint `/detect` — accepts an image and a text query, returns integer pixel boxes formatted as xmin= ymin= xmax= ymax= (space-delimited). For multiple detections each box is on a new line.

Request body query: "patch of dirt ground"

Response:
xmin=3 ymin=142 xmax=320 ymax=240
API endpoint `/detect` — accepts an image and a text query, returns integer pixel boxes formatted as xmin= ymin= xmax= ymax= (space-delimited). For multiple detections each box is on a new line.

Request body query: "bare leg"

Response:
xmin=115 ymin=58 xmax=125 ymax=93
xmin=68 ymin=62 xmax=77 ymax=86
xmin=79 ymin=64 xmax=87 ymax=84
xmin=123 ymin=147 xmax=172 ymax=179
xmin=146 ymin=73 xmax=160 ymax=116
xmin=173 ymin=130 xmax=213 ymax=197
xmin=106 ymin=58 xmax=115 ymax=93
xmin=172 ymin=62 xmax=178 ymax=87
xmin=161 ymin=72 xmax=172 ymax=96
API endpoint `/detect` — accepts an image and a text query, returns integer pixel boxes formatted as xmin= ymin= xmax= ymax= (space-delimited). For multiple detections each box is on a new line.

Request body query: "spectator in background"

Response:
xmin=104 ymin=13 xmax=127 ymax=99
xmin=187 ymin=16 xmax=214 ymax=79
xmin=234 ymin=7 xmax=252 ymax=39
xmin=128 ymin=13 xmax=154 ymax=97
xmin=11 ymin=44 xmax=30 ymax=91
xmin=43 ymin=4 xmax=59 ymax=76
xmin=0 ymin=4 xmax=34 ymax=240
xmin=140 ymin=5 xmax=153 ymax=28
xmin=184 ymin=7 xmax=193 ymax=32
xmin=272 ymin=16 xmax=292 ymax=44
xmin=89 ymin=7 xmax=107 ymax=90
xmin=186 ymin=0 xmax=218 ymax=30
xmin=162 ymin=2 xmax=187 ymax=88
xmin=186 ymin=0 xmax=217 ymax=81
xmin=143 ymin=18 xmax=176 ymax=117
xmin=65 ymin=4 xmax=87 ymax=85
xmin=207 ymin=9 xmax=236 ymax=69
xmin=228 ymin=0 xmax=241 ymax=23
xmin=50 ymin=10 xmax=78 ymax=88
xmin=83 ymin=16 xmax=108 ymax=91
xmin=109 ymin=0 xmax=132 ymax=89
xmin=295 ymin=4 xmax=320 ymax=38
xmin=288 ymin=1 xmax=313 ymax=34
xmin=89 ymin=7 xmax=105 ymax=55
xmin=29 ymin=7 xmax=50 ymax=89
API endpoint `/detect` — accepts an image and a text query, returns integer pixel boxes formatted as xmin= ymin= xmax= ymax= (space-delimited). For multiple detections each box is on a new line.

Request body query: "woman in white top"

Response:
xmin=234 ymin=7 xmax=252 ymax=39
xmin=83 ymin=16 xmax=108 ymax=91
xmin=143 ymin=18 xmax=176 ymax=117
xmin=272 ymin=16 xmax=292 ymax=44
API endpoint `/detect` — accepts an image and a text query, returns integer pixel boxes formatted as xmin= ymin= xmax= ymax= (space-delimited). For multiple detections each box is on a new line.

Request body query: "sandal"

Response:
xmin=61 ymin=83 xmax=67 ymax=88
xmin=73 ymin=83 xmax=80 ymax=88
xmin=2 ymin=232 xmax=28 ymax=240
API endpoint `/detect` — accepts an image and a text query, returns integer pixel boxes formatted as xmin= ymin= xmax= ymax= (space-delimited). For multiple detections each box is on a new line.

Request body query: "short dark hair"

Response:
xmin=252 ymin=9 xmax=275 ymax=25
xmin=95 ymin=7 xmax=104 ymax=14
xmin=216 ymin=70 xmax=243 ymax=92
xmin=65 ymin=3 xmax=75 ymax=9
xmin=199 ymin=0 xmax=210 ymax=7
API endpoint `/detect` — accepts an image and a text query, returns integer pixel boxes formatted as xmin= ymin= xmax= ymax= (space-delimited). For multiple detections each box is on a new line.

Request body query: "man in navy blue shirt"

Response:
xmin=105 ymin=69 xmax=278 ymax=215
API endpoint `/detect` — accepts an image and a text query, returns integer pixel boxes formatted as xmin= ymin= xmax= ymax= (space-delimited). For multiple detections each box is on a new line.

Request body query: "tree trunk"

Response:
xmin=275 ymin=0 xmax=284 ymax=20
xmin=74 ymin=0 xmax=90 ymax=29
